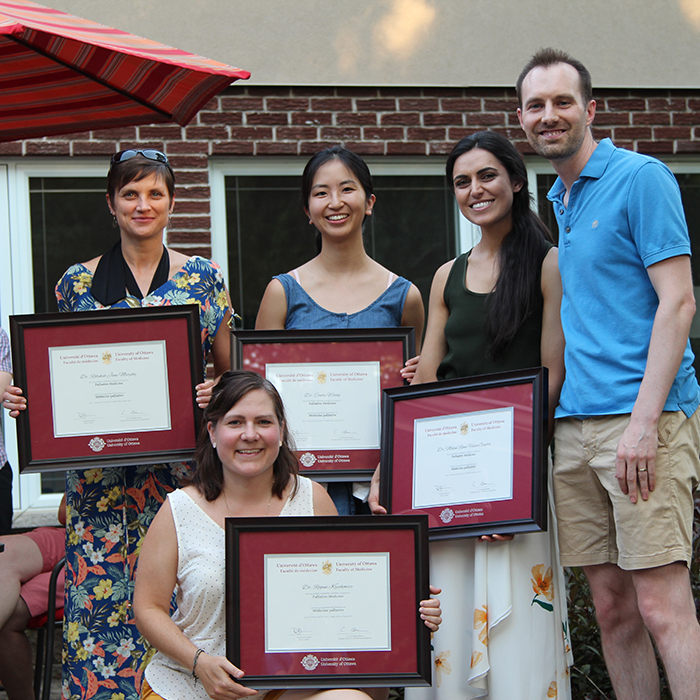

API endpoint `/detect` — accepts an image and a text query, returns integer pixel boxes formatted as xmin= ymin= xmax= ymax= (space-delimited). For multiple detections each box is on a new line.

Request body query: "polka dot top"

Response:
xmin=144 ymin=476 xmax=315 ymax=700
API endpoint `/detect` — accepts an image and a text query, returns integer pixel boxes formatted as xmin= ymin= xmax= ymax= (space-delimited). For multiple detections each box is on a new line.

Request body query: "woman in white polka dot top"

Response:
xmin=133 ymin=371 xmax=442 ymax=700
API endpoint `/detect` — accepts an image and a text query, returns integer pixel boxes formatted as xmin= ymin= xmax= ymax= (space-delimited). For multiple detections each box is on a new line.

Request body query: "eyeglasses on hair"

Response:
xmin=109 ymin=149 xmax=169 ymax=167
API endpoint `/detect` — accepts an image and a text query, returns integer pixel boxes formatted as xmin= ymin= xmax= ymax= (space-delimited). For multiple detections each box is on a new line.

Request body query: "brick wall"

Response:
xmin=5 ymin=85 xmax=700 ymax=257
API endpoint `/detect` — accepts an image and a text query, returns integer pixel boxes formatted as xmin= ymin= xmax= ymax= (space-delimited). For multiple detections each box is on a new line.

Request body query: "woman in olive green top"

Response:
xmin=374 ymin=132 xmax=572 ymax=700
xmin=414 ymin=131 xmax=564 ymax=428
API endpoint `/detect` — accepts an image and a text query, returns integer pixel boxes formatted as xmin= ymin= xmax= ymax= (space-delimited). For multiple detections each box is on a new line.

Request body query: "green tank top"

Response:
xmin=436 ymin=247 xmax=550 ymax=380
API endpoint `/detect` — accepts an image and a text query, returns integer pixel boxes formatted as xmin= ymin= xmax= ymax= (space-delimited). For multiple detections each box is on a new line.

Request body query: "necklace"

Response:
xmin=223 ymin=489 xmax=273 ymax=516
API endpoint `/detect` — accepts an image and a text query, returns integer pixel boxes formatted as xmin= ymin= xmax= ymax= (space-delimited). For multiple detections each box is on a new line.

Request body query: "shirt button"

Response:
xmin=559 ymin=209 xmax=564 ymax=215
xmin=565 ymin=227 xmax=571 ymax=233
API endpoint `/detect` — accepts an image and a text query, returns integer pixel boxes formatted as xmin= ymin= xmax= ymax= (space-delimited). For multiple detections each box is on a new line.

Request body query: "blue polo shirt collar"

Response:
xmin=546 ymin=138 xmax=615 ymax=203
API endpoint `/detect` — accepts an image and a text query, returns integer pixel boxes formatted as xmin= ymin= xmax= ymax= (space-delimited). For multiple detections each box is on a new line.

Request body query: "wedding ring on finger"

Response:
xmin=638 ymin=467 xmax=648 ymax=473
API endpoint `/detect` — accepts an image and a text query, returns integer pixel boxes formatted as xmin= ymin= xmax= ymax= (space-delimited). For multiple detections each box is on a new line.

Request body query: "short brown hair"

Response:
xmin=106 ymin=154 xmax=175 ymax=203
xmin=516 ymin=48 xmax=592 ymax=107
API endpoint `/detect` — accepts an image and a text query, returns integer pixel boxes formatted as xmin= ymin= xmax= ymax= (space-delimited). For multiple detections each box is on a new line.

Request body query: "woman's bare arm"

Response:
xmin=58 ymin=494 xmax=67 ymax=526
xmin=311 ymin=481 xmax=338 ymax=516
xmin=196 ymin=288 xmax=233 ymax=408
xmin=401 ymin=284 xmax=425 ymax=352
xmin=255 ymin=279 xmax=289 ymax=330
xmin=411 ymin=261 xmax=453 ymax=385
xmin=133 ymin=499 xmax=257 ymax=698
xmin=540 ymin=248 xmax=565 ymax=441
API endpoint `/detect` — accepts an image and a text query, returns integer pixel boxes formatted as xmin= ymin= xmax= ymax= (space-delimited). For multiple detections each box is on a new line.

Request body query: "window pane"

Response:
xmin=675 ymin=174 xmax=700 ymax=282
xmin=29 ymin=177 xmax=113 ymax=314
xmin=675 ymin=174 xmax=700 ymax=376
xmin=225 ymin=175 xmax=313 ymax=329
xmin=225 ymin=174 xmax=455 ymax=330
xmin=368 ymin=176 xmax=455 ymax=305
xmin=29 ymin=176 xmax=111 ymax=493
xmin=536 ymin=173 xmax=558 ymax=242
xmin=40 ymin=471 xmax=66 ymax=494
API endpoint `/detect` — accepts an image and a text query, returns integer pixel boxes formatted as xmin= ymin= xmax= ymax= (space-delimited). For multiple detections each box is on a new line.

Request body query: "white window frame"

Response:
xmin=525 ymin=154 xmax=700 ymax=217
xmin=524 ymin=157 xmax=557 ymax=212
xmin=0 ymin=158 xmax=110 ymax=512
xmin=4 ymin=152 xmax=698 ymax=512
xmin=209 ymin=156 xmax=470 ymax=286
xmin=652 ymin=158 xmax=700 ymax=339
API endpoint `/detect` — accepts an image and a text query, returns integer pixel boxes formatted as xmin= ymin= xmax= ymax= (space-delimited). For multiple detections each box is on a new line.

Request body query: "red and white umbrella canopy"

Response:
xmin=0 ymin=0 xmax=251 ymax=142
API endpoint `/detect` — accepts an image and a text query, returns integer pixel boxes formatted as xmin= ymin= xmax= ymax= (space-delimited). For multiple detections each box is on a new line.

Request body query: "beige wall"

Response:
xmin=44 ymin=0 xmax=700 ymax=88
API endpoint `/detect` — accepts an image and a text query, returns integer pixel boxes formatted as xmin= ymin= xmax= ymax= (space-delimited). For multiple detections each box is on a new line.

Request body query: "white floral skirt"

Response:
xmin=408 ymin=513 xmax=573 ymax=700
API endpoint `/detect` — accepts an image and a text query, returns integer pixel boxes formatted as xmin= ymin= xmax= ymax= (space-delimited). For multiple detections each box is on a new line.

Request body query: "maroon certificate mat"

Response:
xmin=226 ymin=515 xmax=431 ymax=689
xmin=380 ymin=367 xmax=548 ymax=539
xmin=232 ymin=329 xmax=414 ymax=480
xmin=10 ymin=305 xmax=203 ymax=473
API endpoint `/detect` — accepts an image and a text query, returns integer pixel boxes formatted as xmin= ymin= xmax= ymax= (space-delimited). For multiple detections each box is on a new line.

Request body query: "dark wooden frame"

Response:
xmin=231 ymin=328 xmax=415 ymax=480
xmin=380 ymin=367 xmax=548 ymax=539
xmin=10 ymin=305 xmax=203 ymax=473
xmin=225 ymin=514 xmax=431 ymax=689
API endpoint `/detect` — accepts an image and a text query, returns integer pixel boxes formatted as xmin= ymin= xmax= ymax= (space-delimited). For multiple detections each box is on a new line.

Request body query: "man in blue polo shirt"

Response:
xmin=516 ymin=48 xmax=700 ymax=699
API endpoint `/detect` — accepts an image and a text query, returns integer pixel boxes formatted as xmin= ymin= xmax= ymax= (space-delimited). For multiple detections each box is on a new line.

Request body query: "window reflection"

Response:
xmin=29 ymin=177 xmax=112 ymax=314
xmin=224 ymin=174 xmax=456 ymax=329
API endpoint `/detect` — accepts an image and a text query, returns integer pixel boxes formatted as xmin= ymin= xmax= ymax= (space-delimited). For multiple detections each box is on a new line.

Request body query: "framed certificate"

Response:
xmin=232 ymin=329 xmax=415 ymax=480
xmin=380 ymin=367 xmax=548 ymax=539
xmin=226 ymin=515 xmax=431 ymax=689
xmin=10 ymin=305 xmax=203 ymax=473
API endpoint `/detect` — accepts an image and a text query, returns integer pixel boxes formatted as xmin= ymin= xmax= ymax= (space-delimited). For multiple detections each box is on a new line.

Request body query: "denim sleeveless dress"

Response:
xmin=274 ymin=273 xmax=410 ymax=329
xmin=274 ymin=272 xmax=411 ymax=513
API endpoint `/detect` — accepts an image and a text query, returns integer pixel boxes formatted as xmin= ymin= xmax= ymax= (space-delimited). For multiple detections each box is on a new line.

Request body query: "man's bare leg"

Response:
xmin=584 ymin=563 xmax=660 ymax=700
xmin=633 ymin=562 xmax=700 ymax=700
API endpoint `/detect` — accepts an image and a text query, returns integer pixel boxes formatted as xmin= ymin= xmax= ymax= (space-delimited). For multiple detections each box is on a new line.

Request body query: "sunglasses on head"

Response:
xmin=109 ymin=149 xmax=170 ymax=167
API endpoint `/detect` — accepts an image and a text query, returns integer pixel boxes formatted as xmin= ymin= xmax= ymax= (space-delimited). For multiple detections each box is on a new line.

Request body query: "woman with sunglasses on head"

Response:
xmin=3 ymin=149 xmax=233 ymax=700
xmin=371 ymin=132 xmax=572 ymax=699
xmin=256 ymin=145 xmax=424 ymax=515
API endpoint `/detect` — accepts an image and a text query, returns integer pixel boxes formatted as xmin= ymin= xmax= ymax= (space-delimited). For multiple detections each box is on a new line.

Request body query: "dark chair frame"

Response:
xmin=30 ymin=556 xmax=66 ymax=700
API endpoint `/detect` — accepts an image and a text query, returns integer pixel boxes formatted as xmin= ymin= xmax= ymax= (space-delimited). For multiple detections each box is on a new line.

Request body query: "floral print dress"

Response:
xmin=55 ymin=257 xmax=229 ymax=700
xmin=408 ymin=465 xmax=574 ymax=700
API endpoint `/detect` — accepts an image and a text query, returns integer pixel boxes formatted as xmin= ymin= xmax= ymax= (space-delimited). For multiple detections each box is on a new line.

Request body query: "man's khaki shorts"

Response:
xmin=553 ymin=409 xmax=700 ymax=570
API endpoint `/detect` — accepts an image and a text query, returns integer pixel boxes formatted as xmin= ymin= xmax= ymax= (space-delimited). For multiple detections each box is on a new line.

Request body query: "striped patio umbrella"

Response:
xmin=0 ymin=0 xmax=250 ymax=142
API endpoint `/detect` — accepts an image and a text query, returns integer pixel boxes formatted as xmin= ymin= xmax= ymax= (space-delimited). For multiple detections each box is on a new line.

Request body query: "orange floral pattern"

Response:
xmin=473 ymin=605 xmax=488 ymax=646
xmin=531 ymin=564 xmax=555 ymax=601
xmin=434 ymin=650 xmax=452 ymax=687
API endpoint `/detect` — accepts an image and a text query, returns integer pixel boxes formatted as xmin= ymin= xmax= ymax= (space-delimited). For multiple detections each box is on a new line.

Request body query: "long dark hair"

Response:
xmin=446 ymin=131 xmax=554 ymax=360
xmin=301 ymin=145 xmax=374 ymax=253
xmin=189 ymin=371 xmax=298 ymax=502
